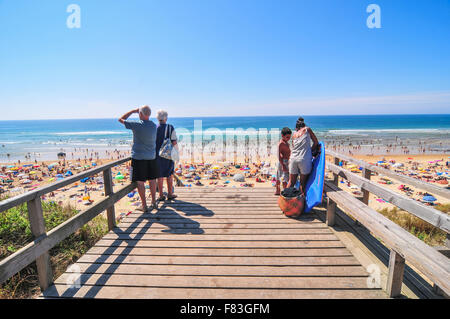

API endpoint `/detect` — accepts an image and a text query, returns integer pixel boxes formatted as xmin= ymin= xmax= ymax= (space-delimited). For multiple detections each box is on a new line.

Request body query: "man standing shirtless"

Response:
xmin=275 ymin=127 xmax=292 ymax=195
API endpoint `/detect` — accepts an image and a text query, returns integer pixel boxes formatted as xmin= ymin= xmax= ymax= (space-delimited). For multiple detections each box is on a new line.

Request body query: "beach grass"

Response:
xmin=377 ymin=204 xmax=449 ymax=246
xmin=0 ymin=196 xmax=108 ymax=299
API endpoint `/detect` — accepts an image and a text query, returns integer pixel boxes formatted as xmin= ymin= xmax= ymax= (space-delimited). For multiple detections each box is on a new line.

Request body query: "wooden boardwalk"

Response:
xmin=41 ymin=188 xmax=387 ymax=299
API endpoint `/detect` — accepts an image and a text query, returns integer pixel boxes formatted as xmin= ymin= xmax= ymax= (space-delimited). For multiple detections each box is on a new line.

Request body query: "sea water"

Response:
xmin=0 ymin=114 xmax=449 ymax=162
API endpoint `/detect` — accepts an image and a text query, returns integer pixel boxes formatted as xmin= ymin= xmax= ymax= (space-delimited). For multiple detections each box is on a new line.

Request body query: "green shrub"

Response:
xmin=377 ymin=204 xmax=448 ymax=246
xmin=0 ymin=196 xmax=108 ymax=299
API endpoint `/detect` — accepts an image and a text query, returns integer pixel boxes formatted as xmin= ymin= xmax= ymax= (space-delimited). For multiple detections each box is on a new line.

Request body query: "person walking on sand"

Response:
xmin=119 ymin=105 xmax=159 ymax=211
xmin=155 ymin=109 xmax=178 ymax=201
xmin=286 ymin=117 xmax=319 ymax=196
xmin=275 ymin=127 xmax=292 ymax=195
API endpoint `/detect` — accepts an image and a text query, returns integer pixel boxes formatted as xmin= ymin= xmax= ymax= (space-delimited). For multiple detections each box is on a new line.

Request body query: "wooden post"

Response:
xmin=333 ymin=157 xmax=339 ymax=186
xmin=103 ymin=168 xmax=116 ymax=231
xmin=386 ymin=250 xmax=405 ymax=298
xmin=362 ymin=168 xmax=371 ymax=205
xmin=326 ymin=197 xmax=336 ymax=226
xmin=446 ymin=233 xmax=450 ymax=248
xmin=27 ymin=197 xmax=53 ymax=291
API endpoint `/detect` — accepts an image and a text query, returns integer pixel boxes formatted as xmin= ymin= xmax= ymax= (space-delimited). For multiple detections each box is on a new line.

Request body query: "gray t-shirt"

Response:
xmin=124 ymin=120 xmax=157 ymax=160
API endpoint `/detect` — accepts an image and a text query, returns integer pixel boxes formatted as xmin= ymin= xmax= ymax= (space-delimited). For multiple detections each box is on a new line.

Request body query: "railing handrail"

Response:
xmin=0 ymin=157 xmax=131 ymax=213
xmin=324 ymin=181 xmax=450 ymax=297
xmin=326 ymin=161 xmax=450 ymax=233
xmin=0 ymin=157 xmax=134 ymax=291
xmin=326 ymin=150 xmax=450 ymax=200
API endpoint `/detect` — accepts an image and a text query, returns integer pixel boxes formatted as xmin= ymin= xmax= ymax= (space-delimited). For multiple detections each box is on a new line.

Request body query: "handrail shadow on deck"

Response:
xmin=42 ymin=199 xmax=214 ymax=298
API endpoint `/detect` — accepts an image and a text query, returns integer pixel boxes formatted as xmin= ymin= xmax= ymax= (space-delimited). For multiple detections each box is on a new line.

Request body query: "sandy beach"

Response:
xmin=1 ymin=149 xmax=449 ymax=225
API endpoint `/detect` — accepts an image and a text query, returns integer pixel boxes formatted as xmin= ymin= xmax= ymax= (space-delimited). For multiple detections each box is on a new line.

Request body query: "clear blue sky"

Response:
xmin=0 ymin=0 xmax=449 ymax=120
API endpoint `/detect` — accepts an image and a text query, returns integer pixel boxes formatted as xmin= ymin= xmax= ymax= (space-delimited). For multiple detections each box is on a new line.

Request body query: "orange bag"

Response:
xmin=278 ymin=194 xmax=304 ymax=218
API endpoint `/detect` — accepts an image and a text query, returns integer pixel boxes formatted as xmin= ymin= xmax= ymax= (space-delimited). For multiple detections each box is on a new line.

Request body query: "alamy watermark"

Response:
xmin=65 ymin=264 xmax=81 ymax=289
xmin=173 ymin=120 xmax=281 ymax=164
xmin=366 ymin=264 xmax=382 ymax=288
xmin=366 ymin=4 xmax=381 ymax=29
xmin=67 ymin=4 xmax=81 ymax=29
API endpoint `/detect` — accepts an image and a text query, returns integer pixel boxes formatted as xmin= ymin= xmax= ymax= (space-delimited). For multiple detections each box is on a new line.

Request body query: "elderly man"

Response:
xmin=119 ymin=105 xmax=159 ymax=211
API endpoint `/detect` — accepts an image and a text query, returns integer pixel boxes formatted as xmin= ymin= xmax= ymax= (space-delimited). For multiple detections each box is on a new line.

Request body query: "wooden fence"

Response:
xmin=0 ymin=157 xmax=135 ymax=291
xmin=325 ymin=151 xmax=450 ymax=297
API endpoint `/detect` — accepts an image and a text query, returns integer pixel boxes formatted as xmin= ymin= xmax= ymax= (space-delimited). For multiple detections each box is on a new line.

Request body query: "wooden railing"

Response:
xmin=0 ymin=157 xmax=136 ymax=291
xmin=327 ymin=150 xmax=450 ymax=200
xmin=325 ymin=151 xmax=450 ymax=298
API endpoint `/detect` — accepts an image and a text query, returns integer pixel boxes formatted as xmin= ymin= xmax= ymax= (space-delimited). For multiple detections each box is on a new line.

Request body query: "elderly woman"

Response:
xmin=155 ymin=109 xmax=178 ymax=201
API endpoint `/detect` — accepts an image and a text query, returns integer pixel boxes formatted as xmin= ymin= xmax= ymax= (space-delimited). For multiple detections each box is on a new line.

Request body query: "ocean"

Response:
xmin=1 ymin=114 xmax=449 ymax=162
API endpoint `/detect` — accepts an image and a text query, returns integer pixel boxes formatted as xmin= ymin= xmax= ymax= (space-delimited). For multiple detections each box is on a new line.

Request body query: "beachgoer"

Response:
xmin=119 ymin=105 xmax=159 ymax=211
xmin=286 ymin=117 xmax=319 ymax=196
xmin=275 ymin=127 xmax=291 ymax=195
xmin=155 ymin=109 xmax=178 ymax=201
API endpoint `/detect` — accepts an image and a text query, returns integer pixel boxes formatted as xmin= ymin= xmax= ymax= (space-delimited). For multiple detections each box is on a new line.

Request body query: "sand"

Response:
xmin=1 ymin=151 xmax=449 ymax=222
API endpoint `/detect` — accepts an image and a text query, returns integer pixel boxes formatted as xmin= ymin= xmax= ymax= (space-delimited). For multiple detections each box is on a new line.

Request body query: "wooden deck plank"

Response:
xmin=112 ymin=227 xmax=333 ymax=235
xmin=84 ymin=246 xmax=353 ymax=257
xmin=53 ymin=273 xmax=371 ymax=289
xmin=93 ymin=239 xmax=345 ymax=248
xmin=42 ymin=188 xmax=387 ymax=299
xmin=116 ymin=222 xmax=328 ymax=229
xmin=76 ymin=254 xmax=362 ymax=266
xmin=101 ymin=233 xmax=339 ymax=241
xmin=119 ymin=217 xmax=322 ymax=224
xmin=65 ymin=263 xmax=369 ymax=277
xmin=43 ymin=285 xmax=386 ymax=299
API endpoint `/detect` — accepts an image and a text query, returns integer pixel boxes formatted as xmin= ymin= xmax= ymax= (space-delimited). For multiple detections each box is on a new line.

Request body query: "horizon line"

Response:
xmin=1 ymin=113 xmax=449 ymax=121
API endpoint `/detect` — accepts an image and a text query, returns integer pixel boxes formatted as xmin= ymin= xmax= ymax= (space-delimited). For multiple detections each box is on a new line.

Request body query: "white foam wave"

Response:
xmin=328 ymin=128 xmax=450 ymax=135
xmin=52 ymin=131 xmax=127 ymax=136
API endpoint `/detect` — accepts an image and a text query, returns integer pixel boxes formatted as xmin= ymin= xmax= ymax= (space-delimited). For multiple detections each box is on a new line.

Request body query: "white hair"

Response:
xmin=139 ymin=105 xmax=151 ymax=117
xmin=156 ymin=109 xmax=168 ymax=122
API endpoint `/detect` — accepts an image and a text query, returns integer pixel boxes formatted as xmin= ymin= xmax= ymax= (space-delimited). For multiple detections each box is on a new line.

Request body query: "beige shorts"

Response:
xmin=289 ymin=158 xmax=312 ymax=175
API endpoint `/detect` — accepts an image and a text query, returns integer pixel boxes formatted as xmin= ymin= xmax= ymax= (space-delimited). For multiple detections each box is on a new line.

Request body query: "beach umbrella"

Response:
xmin=92 ymin=163 xmax=97 ymax=166
xmin=80 ymin=177 xmax=89 ymax=183
xmin=422 ymin=195 xmax=437 ymax=202
xmin=115 ymin=175 xmax=124 ymax=180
